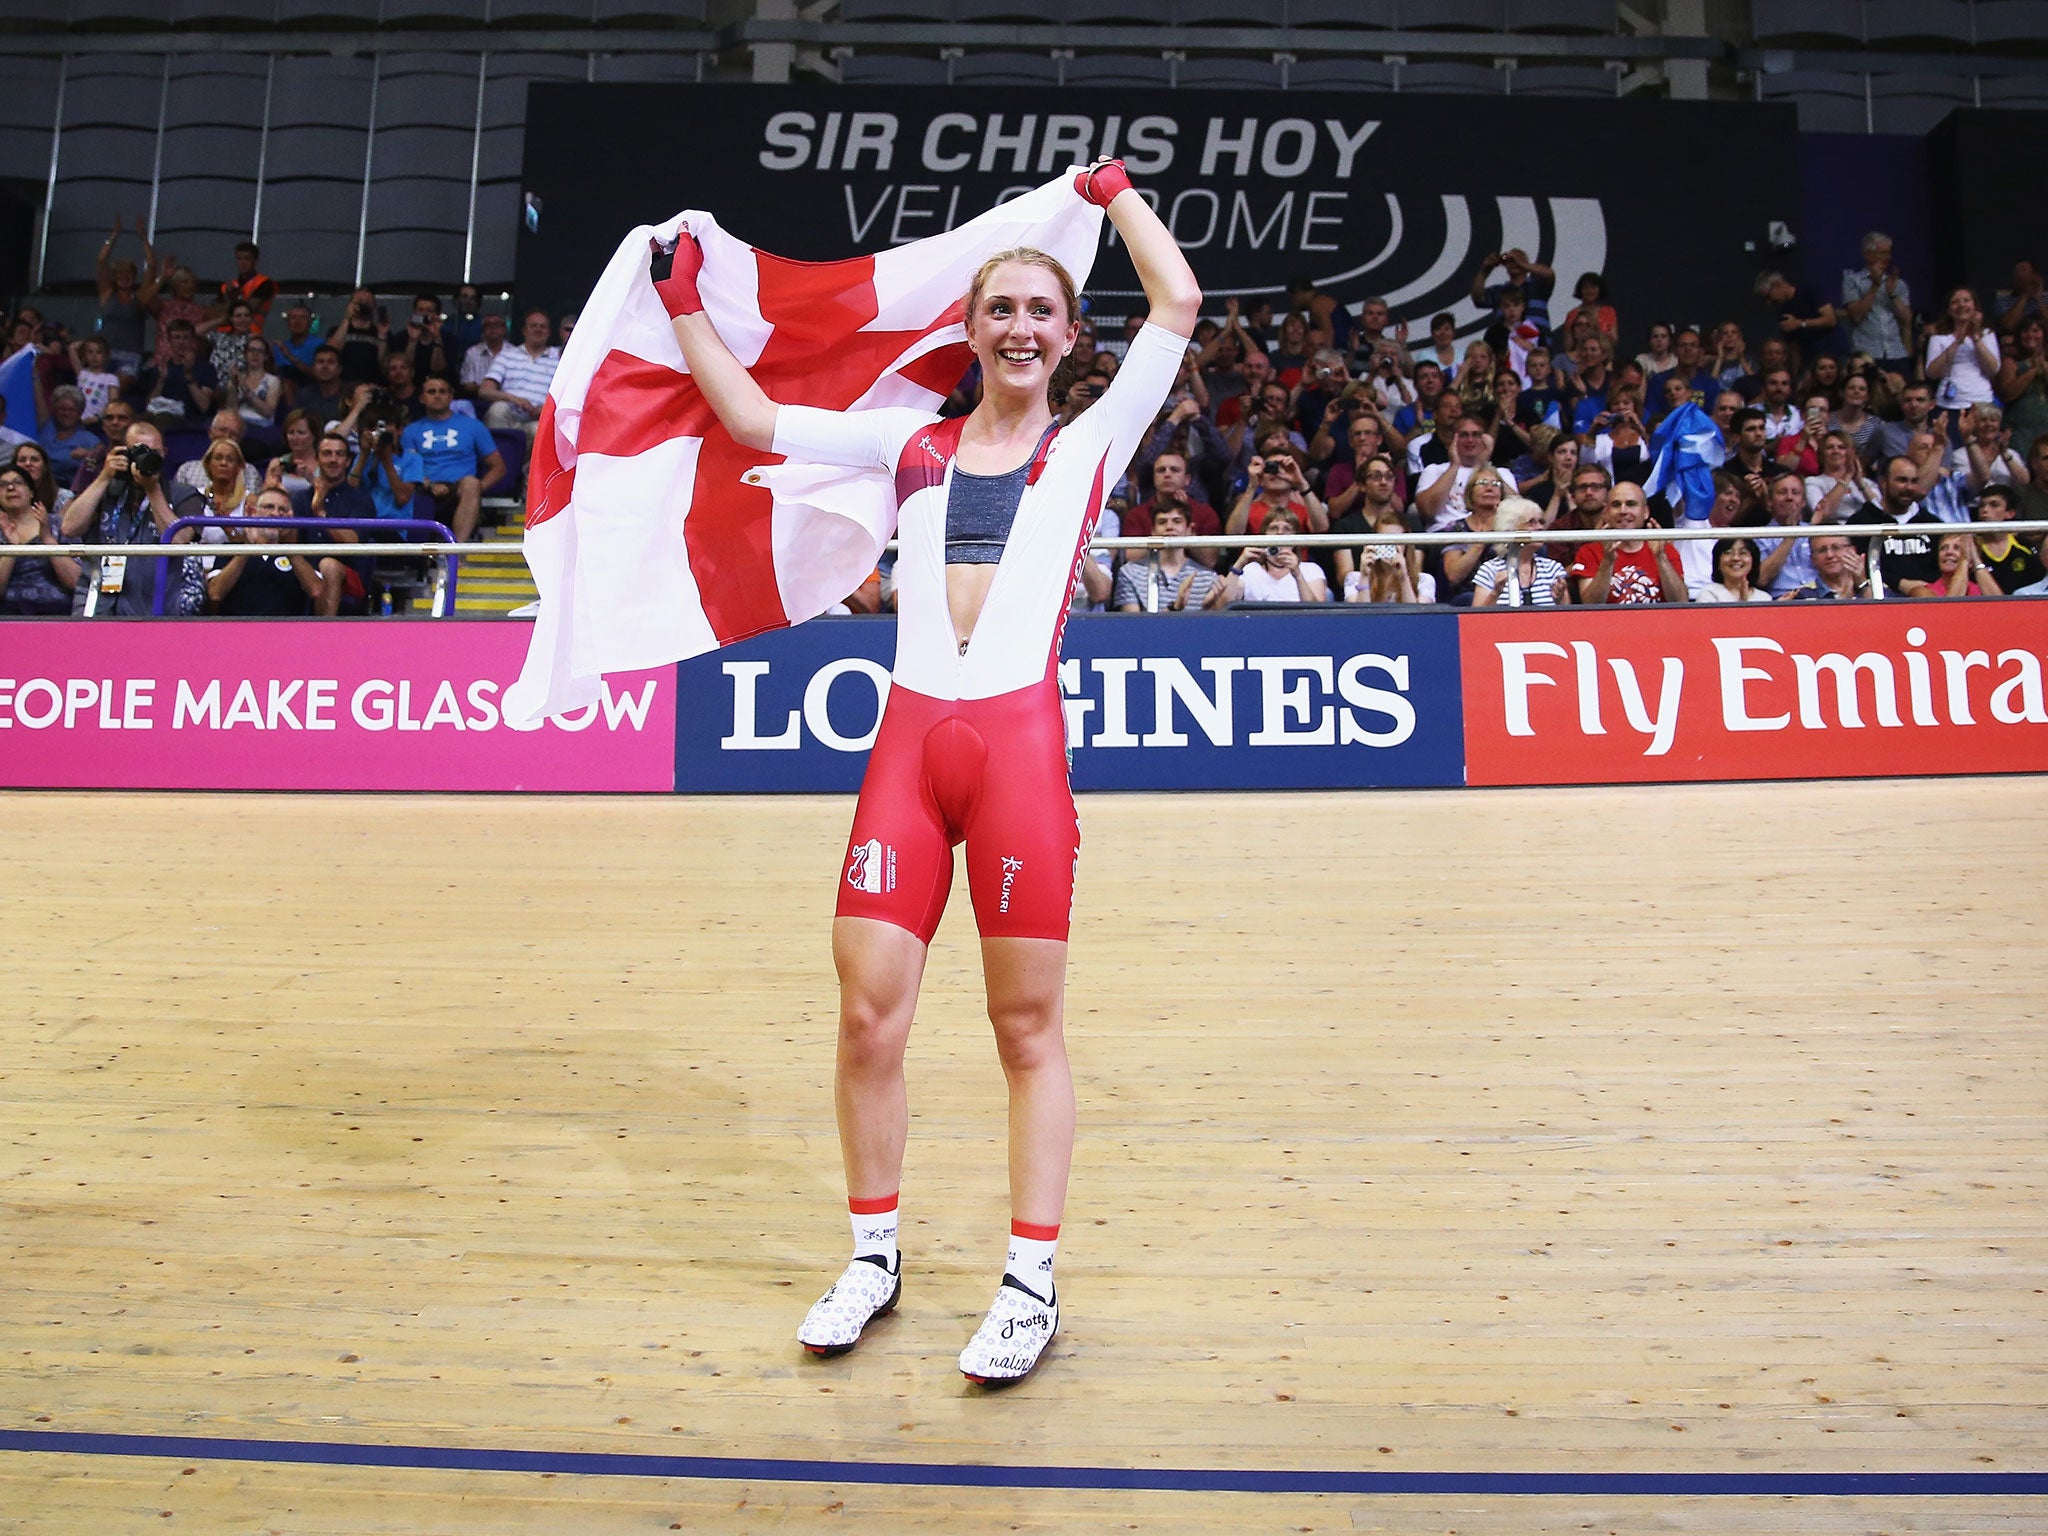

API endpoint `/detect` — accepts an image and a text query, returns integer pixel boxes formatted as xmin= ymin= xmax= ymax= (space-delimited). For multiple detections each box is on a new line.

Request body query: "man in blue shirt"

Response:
xmin=352 ymin=410 xmax=427 ymax=525
xmin=400 ymin=375 xmax=505 ymax=541
xmin=273 ymin=302 xmax=325 ymax=386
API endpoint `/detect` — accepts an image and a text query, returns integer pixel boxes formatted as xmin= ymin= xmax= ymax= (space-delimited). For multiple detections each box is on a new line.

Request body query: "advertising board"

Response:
xmin=0 ymin=621 xmax=676 ymax=792
xmin=1458 ymin=602 xmax=2048 ymax=786
xmin=675 ymin=610 xmax=1467 ymax=793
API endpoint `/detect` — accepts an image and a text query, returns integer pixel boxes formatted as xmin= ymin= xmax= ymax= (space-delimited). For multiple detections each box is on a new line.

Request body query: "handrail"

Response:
xmin=150 ymin=516 xmax=460 ymax=616
xmin=47 ymin=516 xmax=2044 ymax=565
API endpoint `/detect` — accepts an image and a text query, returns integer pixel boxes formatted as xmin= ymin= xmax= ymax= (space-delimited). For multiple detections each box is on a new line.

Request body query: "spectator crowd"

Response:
xmin=4 ymin=221 xmax=2047 ymax=618
xmin=1 ymin=224 xmax=558 ymax=616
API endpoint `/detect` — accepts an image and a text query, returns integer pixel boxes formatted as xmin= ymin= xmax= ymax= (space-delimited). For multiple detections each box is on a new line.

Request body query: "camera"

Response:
xmin=116 ymin=444 xmax=164 ymax=482
xmin=1368 ymin=544 xmax=1398 ymax=563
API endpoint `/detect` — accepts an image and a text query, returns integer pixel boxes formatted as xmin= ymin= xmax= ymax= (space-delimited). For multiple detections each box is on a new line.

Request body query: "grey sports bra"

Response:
xmin=944 ymin=424 xmax=1057 ymax=565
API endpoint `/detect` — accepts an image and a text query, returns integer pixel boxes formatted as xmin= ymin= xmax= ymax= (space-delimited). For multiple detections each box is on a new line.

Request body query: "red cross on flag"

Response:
xmin=503 ymin=173 xmax=1104 ymax=726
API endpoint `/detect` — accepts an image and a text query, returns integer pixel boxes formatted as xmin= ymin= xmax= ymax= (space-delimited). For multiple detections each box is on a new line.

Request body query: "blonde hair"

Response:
xmin=965 ymin=247 xmax=1079 ymax=327
xmin=1496 ymin=495 xmax=1546 ymax=533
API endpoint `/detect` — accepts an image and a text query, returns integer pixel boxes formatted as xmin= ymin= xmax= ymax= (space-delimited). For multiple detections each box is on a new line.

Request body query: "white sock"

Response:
xmin=1006 ymin=1221 xmax=1059 ymax=1300
xmin=849 ymin=1195 xmax=898 ymax=1269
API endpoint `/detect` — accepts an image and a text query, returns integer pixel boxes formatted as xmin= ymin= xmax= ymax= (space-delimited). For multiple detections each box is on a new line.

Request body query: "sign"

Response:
xmin=0 ymin=621 xmax=676 ymax=792
xmin=675 ymin=610 xmax=1467 ymax=792
xmin=1458 ymin=601 xmax=2048 ymax=786
xmin=518 ymin=85 xmax=1798 ymax=343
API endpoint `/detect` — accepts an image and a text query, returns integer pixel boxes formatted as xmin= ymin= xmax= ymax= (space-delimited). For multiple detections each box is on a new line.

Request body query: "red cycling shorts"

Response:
xmin=836 ymin=679 xmax=1078 ymax=945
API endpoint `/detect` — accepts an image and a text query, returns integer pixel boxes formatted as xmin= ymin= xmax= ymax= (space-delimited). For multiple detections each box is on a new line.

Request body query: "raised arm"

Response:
xmin=654 ymin=236 xmax=778 ymax=451
xmin=1083 ymin=163 xmax=1201 ymax=339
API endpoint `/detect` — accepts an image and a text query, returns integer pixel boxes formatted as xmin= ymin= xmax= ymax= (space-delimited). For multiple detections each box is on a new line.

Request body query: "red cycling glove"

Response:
xmin=1075 ymin=160 xmax=1133 ymax=208
xmin=649 ymin=233 xmax=704 ymax=318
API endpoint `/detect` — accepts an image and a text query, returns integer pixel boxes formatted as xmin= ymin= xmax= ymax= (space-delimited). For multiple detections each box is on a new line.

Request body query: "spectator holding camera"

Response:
xmin=1227 ymin=448 xmax=1325 ymax=537
xmin=1345 ymin=509 xmax=1434 ymax=605
xmin=351 ymin=408 xmax=426 ymax=523
xmin=328 ymin=286 xmax=388 ymax=385
xmin=399 ymin=294 xmax=450 ymax=382
xmin=1136 ymin=391 xmax=1229 ymax=508
xmin=61 ymin=421 xmax=205 ymax=616
xmin=402 ymin=375 xmax=505 ymax=542
xmin=1215 ymin=507 xmax=1327 ymax=604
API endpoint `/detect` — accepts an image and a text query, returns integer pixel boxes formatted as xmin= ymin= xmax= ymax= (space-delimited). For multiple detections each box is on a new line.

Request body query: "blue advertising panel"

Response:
xmin=674 ymin=611 xmax=1466 ymax=793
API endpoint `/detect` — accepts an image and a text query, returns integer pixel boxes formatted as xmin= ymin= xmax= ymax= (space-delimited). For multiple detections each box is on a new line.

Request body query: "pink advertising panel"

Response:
xmin=0 ymin=621 xmax=674 ymax=791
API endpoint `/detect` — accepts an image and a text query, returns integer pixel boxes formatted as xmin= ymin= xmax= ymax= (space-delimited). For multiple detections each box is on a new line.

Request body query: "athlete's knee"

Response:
xmin=838 ymin=987 xmax=914 ymax=1068
xmin=989 ymin=1001 xmax=1065 ymax=1076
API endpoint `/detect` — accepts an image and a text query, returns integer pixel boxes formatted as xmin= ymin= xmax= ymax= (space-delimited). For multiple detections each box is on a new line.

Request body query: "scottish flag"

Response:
xmin=1643 ymin=400 xmax=1725 ymax=524
xmin=0 ymin=345 xmax=35 ymax=438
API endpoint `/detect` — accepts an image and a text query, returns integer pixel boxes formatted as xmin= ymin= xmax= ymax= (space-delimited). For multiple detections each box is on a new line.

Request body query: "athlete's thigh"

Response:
xmin=962 ymin=699 xmax=1078 ymax=944
xmin=836 ymin=698 xmax=953 ymax=944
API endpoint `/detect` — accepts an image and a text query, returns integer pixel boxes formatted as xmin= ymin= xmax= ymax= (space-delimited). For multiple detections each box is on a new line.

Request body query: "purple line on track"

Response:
xmin=2 ymin=1430 xmax=2044 ymax=1496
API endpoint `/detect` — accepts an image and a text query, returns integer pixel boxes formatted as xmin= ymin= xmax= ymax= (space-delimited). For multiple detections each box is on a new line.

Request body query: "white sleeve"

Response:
xmin=771 ymin=404 xmax=934 ymax=473
xmin=1065 ymin=321 xmax=1190 ymax=480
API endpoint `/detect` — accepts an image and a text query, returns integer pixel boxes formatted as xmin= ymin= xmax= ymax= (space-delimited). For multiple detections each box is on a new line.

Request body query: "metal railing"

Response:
xmin=148 ymin=516 xmax=460 ymax=616
xmin=33 ymin=517 xmax=2044 ymax=613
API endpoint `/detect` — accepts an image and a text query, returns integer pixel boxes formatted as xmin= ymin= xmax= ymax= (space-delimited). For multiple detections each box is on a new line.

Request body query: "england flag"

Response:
xmin=504 ymin=173 xmax=1104 ymax=726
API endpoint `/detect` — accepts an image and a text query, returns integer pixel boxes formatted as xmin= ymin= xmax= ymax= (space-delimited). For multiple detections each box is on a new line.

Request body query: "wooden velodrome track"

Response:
xmin=3 ymin=781 xmax=2045 ymax=1534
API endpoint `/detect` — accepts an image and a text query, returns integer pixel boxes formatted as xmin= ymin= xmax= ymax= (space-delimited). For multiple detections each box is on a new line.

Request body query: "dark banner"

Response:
xmin=674 ymin=610 xmax=1466 ymax=793
xmin=520 ymin=85 xmax=1800 ymax=337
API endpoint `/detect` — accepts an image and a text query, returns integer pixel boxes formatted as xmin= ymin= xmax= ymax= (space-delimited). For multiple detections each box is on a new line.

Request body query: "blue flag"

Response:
xmin=1643 ymin=400 xmax=1725 ymax=524
xmin=0 ymin=347 xmax=34 ymax=440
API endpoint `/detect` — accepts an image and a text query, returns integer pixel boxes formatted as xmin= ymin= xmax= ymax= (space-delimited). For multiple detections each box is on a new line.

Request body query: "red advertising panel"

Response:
xmin=1459 ymin=601 xmax=2048 ymax=787
xmin=0 ymin=620 xmax=675 ymax=792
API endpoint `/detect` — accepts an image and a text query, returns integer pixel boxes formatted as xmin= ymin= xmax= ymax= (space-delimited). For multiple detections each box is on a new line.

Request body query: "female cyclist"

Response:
xmin=652 ymin=162 xmax=1199 ymax=1383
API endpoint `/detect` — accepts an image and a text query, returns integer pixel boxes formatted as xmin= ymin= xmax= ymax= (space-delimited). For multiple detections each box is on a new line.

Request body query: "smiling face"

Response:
xmin=1716 ymin=539 xmax=1753 ymax=584
xmin=967 ymin=258 xmax=1077 ymax=400
xmin=1607 ymin=482 xmax=1648 ymax=530
xmin=1812 ymin=534 xmax=1856 ymax=580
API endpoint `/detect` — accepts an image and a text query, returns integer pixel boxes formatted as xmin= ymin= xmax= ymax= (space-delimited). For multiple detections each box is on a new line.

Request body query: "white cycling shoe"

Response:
xmin=797 ymin=1253 xmax=901 ymax=1357
xmin=958 ymin=1274 xmax=1058 ymax=1385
